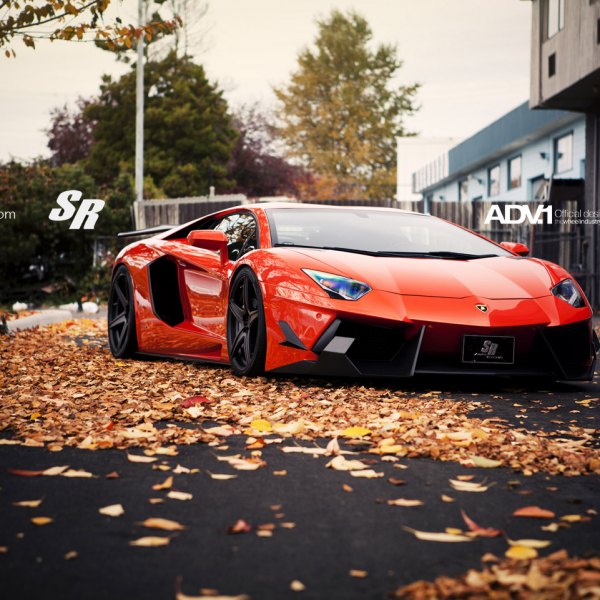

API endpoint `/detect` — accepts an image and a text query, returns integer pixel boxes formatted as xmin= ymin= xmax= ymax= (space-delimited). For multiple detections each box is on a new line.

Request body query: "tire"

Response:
xmin=227 ymin=267 xmax=267 ymax=376
xmin=108 ymin=264 xmax=138 ymax=358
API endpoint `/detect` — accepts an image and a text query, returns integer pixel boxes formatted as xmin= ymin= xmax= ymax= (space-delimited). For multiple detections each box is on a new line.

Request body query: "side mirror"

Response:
xmin=187 ymin=230 xmax=228 ymax=263
xmin=500 ymin=241 xmax=529 ymax=257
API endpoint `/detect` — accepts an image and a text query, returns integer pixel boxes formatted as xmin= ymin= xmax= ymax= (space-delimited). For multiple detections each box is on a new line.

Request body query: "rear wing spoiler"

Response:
xmin=117 ymin=225 xmax=174 ymax=238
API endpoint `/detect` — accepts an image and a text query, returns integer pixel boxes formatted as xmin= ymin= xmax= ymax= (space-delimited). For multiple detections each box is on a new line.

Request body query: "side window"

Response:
xmin=214 ymin=213 xmax=258 ymax=261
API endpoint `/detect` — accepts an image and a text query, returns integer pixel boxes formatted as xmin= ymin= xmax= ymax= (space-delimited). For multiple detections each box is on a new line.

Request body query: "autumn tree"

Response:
xmin=228 ymin=105 xmax=310 ymax=198
xmin=46 ymin=98 xmax=96 ymax=166
xmin=274 ymin=10 xmax=419 ymax=199
xmin=0 ymin=0 xmax=180 ymax=58
xmin=84 ymin=51 xmax=238 ymax=197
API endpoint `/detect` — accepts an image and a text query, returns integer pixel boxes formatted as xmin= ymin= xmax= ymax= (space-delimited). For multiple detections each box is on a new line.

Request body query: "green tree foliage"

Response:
xmin=84 ymin=51 xmax=237 ymax=198
xmin=0 ymin=0 xmax=180 ymax=58
xmin=274 ymin=10 xmax=419 ymax=198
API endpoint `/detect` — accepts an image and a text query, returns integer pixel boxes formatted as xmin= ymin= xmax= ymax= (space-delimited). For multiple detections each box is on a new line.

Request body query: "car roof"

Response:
xmin=244 ymin=201 xmax=424 ymax=216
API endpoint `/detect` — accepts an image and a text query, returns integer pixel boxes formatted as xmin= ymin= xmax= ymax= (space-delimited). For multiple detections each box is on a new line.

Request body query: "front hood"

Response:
xmin=292 ymin=249 xmax=555 ymax=299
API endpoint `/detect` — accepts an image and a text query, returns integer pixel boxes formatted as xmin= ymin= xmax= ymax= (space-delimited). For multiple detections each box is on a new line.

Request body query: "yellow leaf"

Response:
xmin=13 ymin=499 xmax=43 ymax=507
xmin=507 ymin=538 xmax=551 ymax=549
xmin=31 ymin=517 xmax=53 ymax=526
xmin=560 ymin=514 xmax=582 ymax=522
xmin=42 ymin=465 xmax=69 ymax=476
xmin=441 ymin=495 xmax=455 ymax=503
xmin=99 ymin=504 xmax=124 ymax=517
xmin=342 ymin=426 xmax=372 ymax=438
xmin=449 ymin=479 xmax=491 ymax=492
xmin=129 ymin=536 xmax=170 ymax=547
xmin=250 ymin=419 xmax=272 ymax=432
xmin=138 ymin=517 xmax=185 ymax=531
xmin=152 ymin=476 xmax=173 ymax=491
xmin=505 ymin=545 xmax=538 ymax=559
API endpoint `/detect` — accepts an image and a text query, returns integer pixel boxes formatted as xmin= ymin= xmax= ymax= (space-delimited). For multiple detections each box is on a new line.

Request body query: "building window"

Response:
xmin=548 ymin=53 xmax=556 ymax=77
xmin=488 ymin=165 xmax=500 ymax=197
xmin=458 ymin=179 xmax=468 ymax=202
xmin=531 ymin=176 xmax=549 ymax=202
xmin=554 ymin=132 xmax=573 ymax=174
xmin=508 ymin=156 xmax=522 ymax=190
xmin=547 ymin=0 xmax=565 ymax=38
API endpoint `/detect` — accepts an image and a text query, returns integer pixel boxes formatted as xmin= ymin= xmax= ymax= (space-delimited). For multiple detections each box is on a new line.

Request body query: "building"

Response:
xmin=396 ymin=137 xmax=458 ymax=202
xmin=528 ymin=0 xmax=600 ymax=306
xmin=412 ymin=101 xmax=585 ymax=208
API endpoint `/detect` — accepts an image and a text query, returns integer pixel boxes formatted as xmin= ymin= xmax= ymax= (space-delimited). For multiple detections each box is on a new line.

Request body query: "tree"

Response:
xmin=84 ymin=51 xmax=238 ymax=197
xmin=0 ymin=159 xmax=130 ymax=298
xmin=228 ymin=105 xmax=310 ymax=198
xmin=274 ymin=10 xmax=419 ymax=199
xmin=47 ymin=98 xmax=96 ymax=166
xmin=0 ymin=0 xmax=180 ymax=58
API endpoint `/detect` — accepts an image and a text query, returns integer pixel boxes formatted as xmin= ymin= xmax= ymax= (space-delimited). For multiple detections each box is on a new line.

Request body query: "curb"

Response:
xmin=6 ymin=309 xmax=73 ymax=332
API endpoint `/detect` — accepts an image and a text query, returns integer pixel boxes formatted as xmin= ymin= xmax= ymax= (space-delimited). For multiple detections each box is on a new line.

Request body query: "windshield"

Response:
xmin=268 ymin=208 xmax=510 ymax=258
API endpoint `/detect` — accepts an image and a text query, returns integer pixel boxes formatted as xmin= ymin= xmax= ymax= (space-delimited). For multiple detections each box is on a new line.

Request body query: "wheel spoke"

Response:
xmin=109 ymin=313 xmax=127 ymax=329
xmin=243 ymin=330 xmax=252 ymax=361
xmin=247 ymin=309 xmax=258 ymax=327
xmin=115 ymin=280 xmax=128 ymax=307
xmin=231 ymin=328 xmax=246 ymax=360
xmin=228 ymin=299 xmax=245 ymax=322
xmin=242 ymin=276 xmax=250 ymax=313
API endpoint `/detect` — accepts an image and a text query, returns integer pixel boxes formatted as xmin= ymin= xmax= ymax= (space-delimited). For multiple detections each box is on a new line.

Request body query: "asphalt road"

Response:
xmin=0 ymin=371 xmax=599 ymax=600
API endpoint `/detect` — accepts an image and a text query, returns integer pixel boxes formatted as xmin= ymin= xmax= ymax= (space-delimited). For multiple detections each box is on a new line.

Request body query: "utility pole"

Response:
xmin=135 ymin=0 xmax=144 ymax=203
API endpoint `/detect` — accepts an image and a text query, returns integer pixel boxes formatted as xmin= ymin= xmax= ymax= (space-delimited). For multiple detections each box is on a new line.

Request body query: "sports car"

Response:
xmin=109 ymin=203 xmax=597 ymax=380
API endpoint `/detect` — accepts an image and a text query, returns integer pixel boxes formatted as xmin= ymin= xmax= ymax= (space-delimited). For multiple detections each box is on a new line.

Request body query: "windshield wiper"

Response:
xmin=274 ymin=243 xmax=382 ymax=256
xmin=274 ymin=243 xmax=499 ymax=260
xmin=417 ymin=251 xmax=500 ymax=260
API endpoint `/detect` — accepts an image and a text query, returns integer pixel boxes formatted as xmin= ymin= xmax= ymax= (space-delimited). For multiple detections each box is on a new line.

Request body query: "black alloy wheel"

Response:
xmin=108 ymin=265 xmax=138 ymax=358
xmin=227 ymin=268 xmax=266 ymax=376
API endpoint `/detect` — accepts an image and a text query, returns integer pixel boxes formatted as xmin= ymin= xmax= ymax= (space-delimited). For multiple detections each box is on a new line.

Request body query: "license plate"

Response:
xmin=462 ymin=335 xmax=515 ymax=364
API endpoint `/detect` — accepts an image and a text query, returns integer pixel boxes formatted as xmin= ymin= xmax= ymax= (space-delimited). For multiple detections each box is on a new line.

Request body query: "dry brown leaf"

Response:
xmin=290 ymin=580 xmax=305 ymax=592
xmin=513 ymin=506 xmax=555 ymax=519
xmin=207 ymin=472 xmax=238 ymax=480
xmin=127 ymin=454 xmax=157 ymax=463
xmin=152 ymin=476 xmax=174 ymax=490
xmin=138 ymin=518 xmax=185 ymax=531
xmin=167 ymin=491 xmax=193 ymax=501
xmin=31 ymin=517 xmax=53 ymax=526
xmin=13 ymin=498 xmax=43 ymax=508
xmin=64 ymin=550 xmax=78 ymax=560
xmin=99 ymin=504 xmax=124 ymax=517
xmin=349 ymin=570 xmax=368 ymax=578
xmin=387 ymin=499 xmax=424 ymax=507
xmin=129 ymin=536 xmax=170 ymax=547
xmin=350 ymin=469 xmax=384 ymax=478
xmin=403 ymin=526 xmax=473 ymax=542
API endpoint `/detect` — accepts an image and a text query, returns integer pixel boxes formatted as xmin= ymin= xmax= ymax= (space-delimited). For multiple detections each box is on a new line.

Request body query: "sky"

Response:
xmin=0 ymin=0 xmax=533 ymax=162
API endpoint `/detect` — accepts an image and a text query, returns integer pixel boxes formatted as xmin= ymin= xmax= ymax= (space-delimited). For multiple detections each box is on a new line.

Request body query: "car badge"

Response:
xmin=476 ymin=304 xmax=488 ymax=313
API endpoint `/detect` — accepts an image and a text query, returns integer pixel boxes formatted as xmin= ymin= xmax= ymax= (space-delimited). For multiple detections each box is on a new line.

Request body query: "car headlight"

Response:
xmin=302 ymin=269 xmax=371 ymax=301
xmin=551 ymin=278 xmax=586 ymax=308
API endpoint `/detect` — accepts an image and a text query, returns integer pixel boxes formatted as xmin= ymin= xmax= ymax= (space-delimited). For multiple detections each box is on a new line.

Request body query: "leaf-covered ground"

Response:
xmin=0 ymin=319 xmax=599 ymax=477
xmin=1 ymin=319 xmax=599 ymax=598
